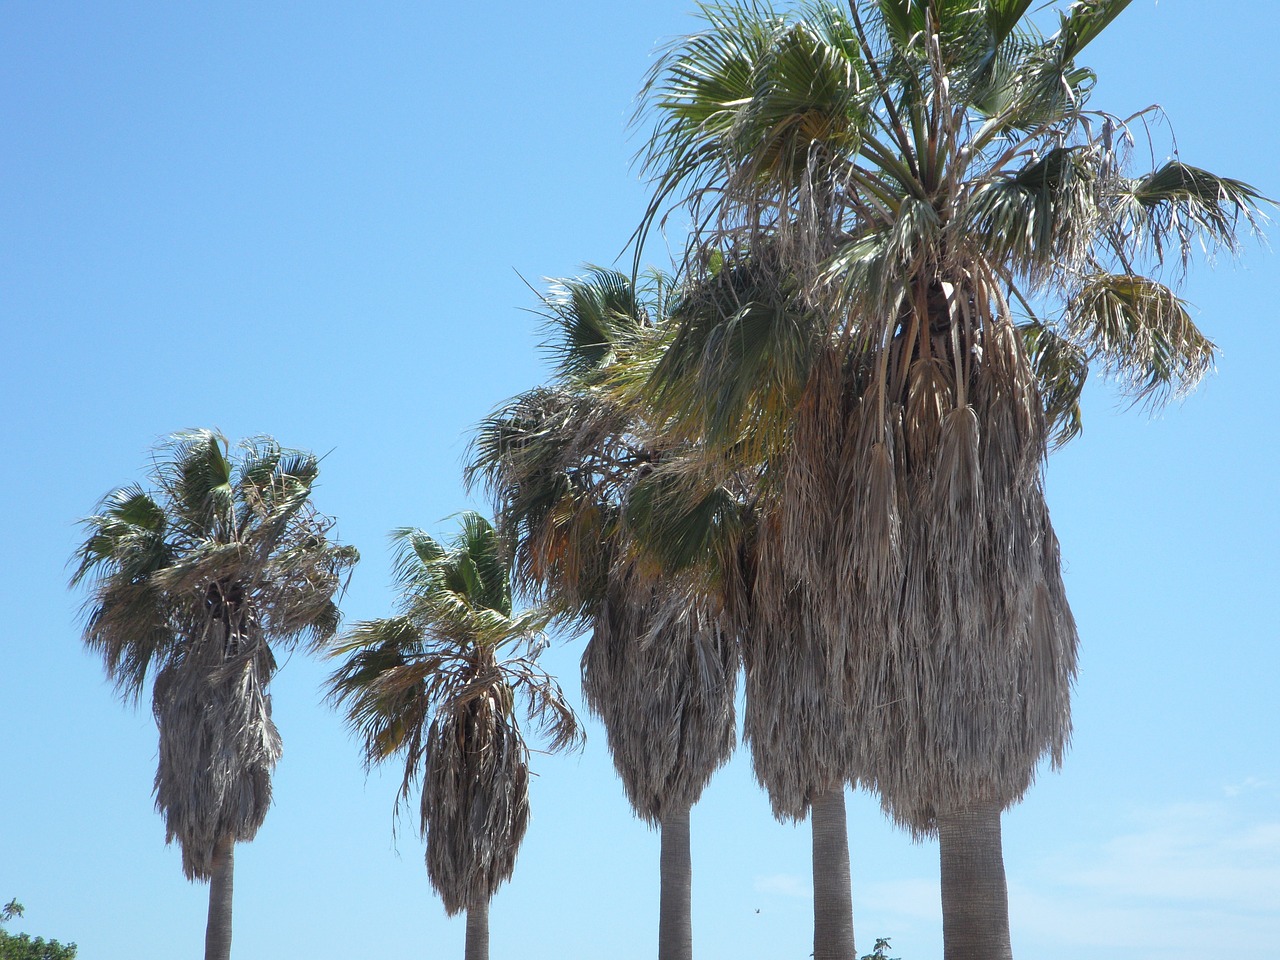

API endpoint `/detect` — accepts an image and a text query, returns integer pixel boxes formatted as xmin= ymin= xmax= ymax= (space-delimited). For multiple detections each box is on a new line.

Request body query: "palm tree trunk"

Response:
xmin=464 ymin=900 xmax=490 ymax=960
xmin=204 ymin=836 xmax=234 ymax=960
xmin=811 ymin=787 xmax=854 ymax=960
xmin=658 ymin=805 xmax=693 ymax=960
xmin=937 ymin=801 xmax=1012 ymax=960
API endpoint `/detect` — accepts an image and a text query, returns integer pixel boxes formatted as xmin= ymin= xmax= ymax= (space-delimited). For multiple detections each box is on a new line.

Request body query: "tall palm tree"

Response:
xmin=635 ymin=3 xmax=1267 ymax=958
xmin=470 ymin=269 xmax=739 ymax=960
xmin=326 ymin=513 xmax=581 ymax=960
xmin=635 ymin=254 xmax=861 ymax=960
xmin=70 ymin=429 xmax=357 ymax=960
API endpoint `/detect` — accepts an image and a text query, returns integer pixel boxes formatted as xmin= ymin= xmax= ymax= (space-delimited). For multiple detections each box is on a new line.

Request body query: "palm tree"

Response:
xmin=70 ymin=429 xmax=357 ymax=960
xmin=634 ymin=3 xmax=1267 ymax=958
xmin=638 ymin=253 xmax=861 ymax=960
xmin=469 ymin=269 xmax=739 ymax=960
xmin=326 ymin=513 xmax=581 ymax=960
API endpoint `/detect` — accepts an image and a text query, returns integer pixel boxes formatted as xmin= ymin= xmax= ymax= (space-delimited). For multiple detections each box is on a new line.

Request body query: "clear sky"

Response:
xmin=2 ymin=2 xmax=1277 ymax=958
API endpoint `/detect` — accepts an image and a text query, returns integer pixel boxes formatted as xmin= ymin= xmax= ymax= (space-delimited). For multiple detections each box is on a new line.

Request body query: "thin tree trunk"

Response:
xmin=204 ymin=836 xmax=234 ymax=960
xmin=464 ymin=900 xmax=490 ymax=960
xmin=658 ymin=806 xmax=693 ymax=960
xmin=937 ymin=801 xmax=1013 ymax=960
xmin=811 ymin=787 xmax=854 ymax=960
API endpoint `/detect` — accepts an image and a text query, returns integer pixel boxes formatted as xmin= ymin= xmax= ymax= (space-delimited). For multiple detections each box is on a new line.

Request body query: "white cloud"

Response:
xmin=1011 ymin=796 xmax=1280 ymax=959
xmin=751 ymin=793 xmax=1280 ymax=959
xmin=1223 ymin=776 xmax=1272 ymax=798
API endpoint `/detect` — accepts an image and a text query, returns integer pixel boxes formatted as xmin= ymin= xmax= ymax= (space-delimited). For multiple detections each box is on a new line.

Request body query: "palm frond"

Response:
xmin=162 ymin=429 xmax=236 ymax=538
xmin=537 ymin=267 xmax=646 ymax=380
xmin=985 ymin=0 xmax=1038 ymax=47
xmin=1057 ymin=0 xmax=1133 ymax=60
xmin=1066 ymin=272 xmax=1214 ymax=404
xmin=1113 ymin=161 xmax=1270 ymax=269
xmin=1021 ymin=320 xmax=1088 ymax=447
xmin=653 ymin=245 xmax=820 ymax=455
xmin=960 ymin=145 xmax=1103 ymax=286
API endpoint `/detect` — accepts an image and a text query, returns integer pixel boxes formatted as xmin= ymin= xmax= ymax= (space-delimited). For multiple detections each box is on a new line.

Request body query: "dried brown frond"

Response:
xmin=581 ymin=562 xmax=738 ymax=825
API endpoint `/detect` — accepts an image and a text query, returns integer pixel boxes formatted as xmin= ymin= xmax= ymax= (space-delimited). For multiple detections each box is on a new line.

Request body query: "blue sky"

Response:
xmin=2 ymin=2 xmax=1277 ymax=958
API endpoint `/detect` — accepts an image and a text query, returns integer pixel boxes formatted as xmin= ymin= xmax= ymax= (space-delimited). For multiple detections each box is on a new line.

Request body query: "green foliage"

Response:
xmin=859 ymin=937 xmax=899 ymax=960
xmin=0 ymin=931 xmax=79 ymax=960
xmin=0 ymin=902 xmax=77 ymax=960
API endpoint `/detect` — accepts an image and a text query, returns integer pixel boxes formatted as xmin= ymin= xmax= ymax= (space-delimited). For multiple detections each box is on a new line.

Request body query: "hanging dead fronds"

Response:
xmin=581 ymin=563 xmax=738 ymax=825
xmin=71 ymin=429 xmax=356 ymax=879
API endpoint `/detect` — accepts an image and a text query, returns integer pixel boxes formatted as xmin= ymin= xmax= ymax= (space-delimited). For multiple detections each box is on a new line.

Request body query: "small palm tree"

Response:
xmin=326 ymin=513 xmax=581 ymax=960
xmin=635 ymin=3 xmax=1267 ymax=958
xmin=470 ymin=269 xmax=739 ymax=960
xmin=71 ymin=429 xmax=357 ymax=960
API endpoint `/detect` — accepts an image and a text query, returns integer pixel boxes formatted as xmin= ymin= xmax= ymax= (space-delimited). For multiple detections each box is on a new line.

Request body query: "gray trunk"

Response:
xmin=204 ymin=836 xmax=234 ymax=960
xmin=938 ymin=802 xmax=1013 ymax=960
xmin=658 ymin=806 xmax=693 ymax=960
xmin=811 ymin=787 xmax=854 ymax=960
xmin=464 ymin=900 xmax=490 ymax=960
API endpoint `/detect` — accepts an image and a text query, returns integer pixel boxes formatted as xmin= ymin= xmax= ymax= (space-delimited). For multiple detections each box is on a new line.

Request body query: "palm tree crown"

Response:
xmin=326 ymin=513 xmax=581 ymax=919
xmin=71 ymin=428 xmax=357 ymax=880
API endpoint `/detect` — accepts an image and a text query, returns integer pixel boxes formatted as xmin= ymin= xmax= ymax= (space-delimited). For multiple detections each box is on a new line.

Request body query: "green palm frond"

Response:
xmin=626 ymin=467 xmax=750 ymax=577
xmin=404 ymin=513 xmax=518 ymax=623
xmin=985 ymin=0 xmax=1038 ymax=47
xmin=648 ymin=244 xmax=825 ymax=462
xmin=71 ymin=485 xmax=169 ymax=582
xmin=962 ymin=145 xmax=1102 ymax=284
xmin=235 ymin=438 xmax=284 ymax=493
xmin=1058 ymin=0 xmax=1132 ymax=61
xmin=1066 ymin=272 xmax=1214 ymax=403
xmin=639 ymin=2 xmax=781 ymax=216
xmin=968 ymin=23 xmax=1093 ymax=135
xmin=71 ymin=486 xmax=184 ymax=701
xmin=638 ymin=2 xmax=884 ymax=264
xmin=240 ymin=443 xmax=319 ymax=527
xmin=744 ymin=17 xmax=867 ymax=168
xmin=1021 ymin=320 xmax=1088 ymax=447
xmin=163 ymin=429 xmax=236 ymax=537
xmin=1112 ymin=162 xmax=1269 ymax=269
xmin=538 ymin=266 xmax=648 ymax=380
